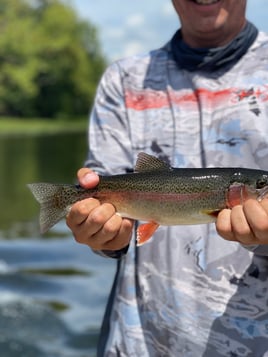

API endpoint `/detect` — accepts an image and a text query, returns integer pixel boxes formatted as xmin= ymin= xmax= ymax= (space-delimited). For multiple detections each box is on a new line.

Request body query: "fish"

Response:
xmin=27 ymin=152 xmax=268 ymax=246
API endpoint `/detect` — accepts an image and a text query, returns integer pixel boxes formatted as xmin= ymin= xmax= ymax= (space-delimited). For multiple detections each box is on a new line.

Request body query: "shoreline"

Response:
xmin=0 ymin=117 xmax=88 ymax=136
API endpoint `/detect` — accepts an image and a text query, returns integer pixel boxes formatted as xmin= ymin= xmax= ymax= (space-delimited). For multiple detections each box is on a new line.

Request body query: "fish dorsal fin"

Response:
xmin=134 ymin=152 xmax=172 ymax=173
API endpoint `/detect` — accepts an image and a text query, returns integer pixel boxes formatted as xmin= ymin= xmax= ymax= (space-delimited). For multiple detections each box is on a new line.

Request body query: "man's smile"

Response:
xmin=189 ymin=0 xmax=221 ymax=5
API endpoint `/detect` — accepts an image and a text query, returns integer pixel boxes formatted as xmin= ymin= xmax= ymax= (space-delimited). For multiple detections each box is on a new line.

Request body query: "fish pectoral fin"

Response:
xmin=136 ymin=221 xmax=159 ymax=246
xmin=201 ymin=209 xmax=221 ymax=219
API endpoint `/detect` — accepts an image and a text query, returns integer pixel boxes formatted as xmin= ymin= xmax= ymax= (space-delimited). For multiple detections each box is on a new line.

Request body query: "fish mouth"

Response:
xmin=189 ymin=0 xmax=221 ymax=5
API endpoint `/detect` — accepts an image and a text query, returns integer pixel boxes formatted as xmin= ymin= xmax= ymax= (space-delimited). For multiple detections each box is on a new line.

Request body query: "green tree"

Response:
xmin=0 ymin=0 xmax=106 ymax=118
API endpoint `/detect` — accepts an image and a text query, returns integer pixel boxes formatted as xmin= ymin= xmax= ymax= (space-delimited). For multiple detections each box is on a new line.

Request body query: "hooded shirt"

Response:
xmin=85 ymin=30 xmax=268 ymax=357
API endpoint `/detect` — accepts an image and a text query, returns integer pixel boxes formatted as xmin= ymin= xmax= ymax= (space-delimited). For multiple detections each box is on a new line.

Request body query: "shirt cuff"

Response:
xmin=93 ymin=245 xmax=129 ymax=259
xmin=242 ymin=244 xmax=268 ymax=256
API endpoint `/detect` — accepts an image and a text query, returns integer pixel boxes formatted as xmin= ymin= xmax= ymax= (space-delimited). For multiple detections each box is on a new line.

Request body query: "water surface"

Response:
xmin=0 ymin=132 xmax=116 ymax=356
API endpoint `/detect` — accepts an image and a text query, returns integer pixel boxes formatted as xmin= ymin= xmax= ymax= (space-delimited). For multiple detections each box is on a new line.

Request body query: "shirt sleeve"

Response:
xmin=85 ymin=61 xmax=134 ymax=175
xmin=84 ymin=62 xmax=134 ymax=259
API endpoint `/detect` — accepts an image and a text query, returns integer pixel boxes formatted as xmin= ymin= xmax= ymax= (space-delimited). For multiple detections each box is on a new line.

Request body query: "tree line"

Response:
xmin=0 ymin=0 xmax=107 ymax=118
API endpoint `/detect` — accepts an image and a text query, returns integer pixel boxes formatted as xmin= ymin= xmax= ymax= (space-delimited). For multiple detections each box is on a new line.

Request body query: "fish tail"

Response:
xmin=27 ymin=183 xmax=74 ymax=234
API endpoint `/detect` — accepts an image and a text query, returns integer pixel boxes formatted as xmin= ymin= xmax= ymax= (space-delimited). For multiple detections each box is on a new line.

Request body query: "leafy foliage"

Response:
xmin=0 ymin=0 xmax=106 ymax=118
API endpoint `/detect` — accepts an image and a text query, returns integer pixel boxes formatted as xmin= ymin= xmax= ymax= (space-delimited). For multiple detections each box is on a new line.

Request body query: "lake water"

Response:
xmin=0 ymin=131 xmax=116 ymax=357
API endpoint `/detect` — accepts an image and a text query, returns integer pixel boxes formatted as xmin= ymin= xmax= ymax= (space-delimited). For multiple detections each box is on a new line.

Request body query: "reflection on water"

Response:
xmin=0 ymin=132 xmax=87 ymax=234
xmin=0 ymin=133 xmax=116 ymax=356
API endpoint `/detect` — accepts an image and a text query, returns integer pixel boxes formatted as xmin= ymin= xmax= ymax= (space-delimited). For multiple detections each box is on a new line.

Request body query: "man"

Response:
xmin=67 ymin=0 xmax=268 ymax=355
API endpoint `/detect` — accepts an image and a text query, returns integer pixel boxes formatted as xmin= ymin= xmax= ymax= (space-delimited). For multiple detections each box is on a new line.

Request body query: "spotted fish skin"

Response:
xmin=27 ymin=152 xmax=268 ymax=245
xmin=27 ymin=183 xmax=92 ymax=234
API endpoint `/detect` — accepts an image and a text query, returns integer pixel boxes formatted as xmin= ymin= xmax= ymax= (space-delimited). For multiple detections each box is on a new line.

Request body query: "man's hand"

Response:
xmin=66 ymin=168 xmax=134 ymax=251
xmin=216 ymin=199 xmax=268 ymax=245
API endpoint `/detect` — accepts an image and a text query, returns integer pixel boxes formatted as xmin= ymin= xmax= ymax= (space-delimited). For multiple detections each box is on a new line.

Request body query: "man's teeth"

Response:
xmin=194 ymin=0 xmax=220 ymax=4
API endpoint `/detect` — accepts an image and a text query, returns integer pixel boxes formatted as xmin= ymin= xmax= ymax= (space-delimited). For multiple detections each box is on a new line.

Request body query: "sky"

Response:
xmin=68 ymin=0 xmax=268 ymax=62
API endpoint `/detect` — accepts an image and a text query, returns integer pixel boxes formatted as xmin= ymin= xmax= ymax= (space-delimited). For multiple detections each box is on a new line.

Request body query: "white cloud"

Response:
xmin=123 ymin=41 xmax=145 ymax=58
xmin=125 ymin=13 xmax=145 ymax=28
xmin=70 ymin=0 xmax=268 ymax=62
xmin=162 ymin=2 xmax=175 ymax=16
xmin=104 ymin=27 xmax=124 ymax=40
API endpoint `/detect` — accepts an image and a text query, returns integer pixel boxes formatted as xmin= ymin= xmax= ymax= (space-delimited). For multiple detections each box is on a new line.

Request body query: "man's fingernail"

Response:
xmin=82 ymin=172 xmax=98 ymax=185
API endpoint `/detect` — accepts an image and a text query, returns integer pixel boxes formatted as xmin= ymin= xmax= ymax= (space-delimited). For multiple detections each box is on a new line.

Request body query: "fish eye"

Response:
xmin=256 ymin=176 xmax=268 ymax=189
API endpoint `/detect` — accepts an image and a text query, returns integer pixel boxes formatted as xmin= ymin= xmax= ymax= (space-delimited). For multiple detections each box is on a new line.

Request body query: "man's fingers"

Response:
xmin=89 ymin=215 xmax=133 ymax=250
xmin=216 ymin=209 xmax=235 ymax=241
xmin=216 ymin=206 xmax=254 ymax=244
xmin=66 ymin=199 xmax=134 ymax=251
xmin=229 ymin=205 xmax=253 ymax=245
xmin=66 ymin=198 xmax=100 ymax=226
xmin=77 ymin=168 xmax=99 ymax=188
xmin=216 ymin=200 xmax=268 ymax=245
xmin=243 ymin=199 xmax=268 ymax=243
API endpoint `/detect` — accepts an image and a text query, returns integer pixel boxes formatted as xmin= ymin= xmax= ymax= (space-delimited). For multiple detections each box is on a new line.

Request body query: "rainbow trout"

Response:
xmin=28 ymin=152 xmax=268 ymax=246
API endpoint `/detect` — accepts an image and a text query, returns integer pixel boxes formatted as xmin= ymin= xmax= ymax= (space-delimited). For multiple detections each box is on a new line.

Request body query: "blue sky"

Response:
xmin=68 ymin=0 xmax=268 ymax=62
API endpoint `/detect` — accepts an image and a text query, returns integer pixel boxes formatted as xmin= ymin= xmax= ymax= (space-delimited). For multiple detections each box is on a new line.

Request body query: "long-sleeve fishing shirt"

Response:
xmin=85 ymin=30 xmax=268 ymax=357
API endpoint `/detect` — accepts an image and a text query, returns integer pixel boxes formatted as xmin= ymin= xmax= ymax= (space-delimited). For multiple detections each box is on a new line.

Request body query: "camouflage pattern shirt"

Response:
xmin=86 ymin=31 xmax=268 ymax=357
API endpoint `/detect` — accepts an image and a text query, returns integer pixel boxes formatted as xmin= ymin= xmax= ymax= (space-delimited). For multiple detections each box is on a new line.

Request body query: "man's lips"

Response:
xmin=189 ymin=0 xmax=221 ymax=5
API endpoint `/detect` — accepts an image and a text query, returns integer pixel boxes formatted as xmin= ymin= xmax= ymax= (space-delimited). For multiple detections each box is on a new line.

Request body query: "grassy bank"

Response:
xmin=0 ymin=117 xmax=88 ymax=136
